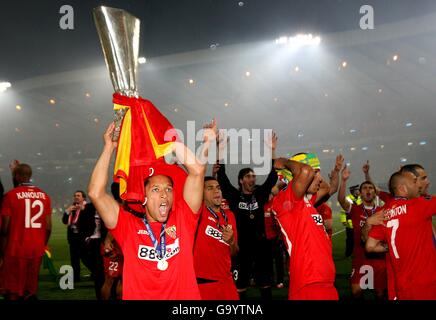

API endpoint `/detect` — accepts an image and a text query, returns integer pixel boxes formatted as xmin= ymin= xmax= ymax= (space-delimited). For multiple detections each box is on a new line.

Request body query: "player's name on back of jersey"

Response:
xmin=16 ymin=191 xmax=47 ymax=200
xmin=385 ymin=205 xmax=407 ymax=219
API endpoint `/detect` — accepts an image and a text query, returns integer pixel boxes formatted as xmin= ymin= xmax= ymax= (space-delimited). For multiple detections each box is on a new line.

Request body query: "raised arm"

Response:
xmin=265 ymin=131 xmax=278 ymax=160
xmin=257 ymin=132 xmax=278 ymax=195
xmin=88 ymin=123 xmax=121 ymax=229
xmin=173 ymin=119 xmax=216 ymax=214
xmin=274 ymin=157 xmax=314 ymax=199
xmin=215 ymin=162 xmax=240 ymax=202
xmin=328 ymin=154 xmax=344 ymax=196
xmin=316 ymin=177 xmax=331 ymax=202
xmin=9 ymin=159 xmax=19 ymax=188
xmin=338 ymin=165 xmax=351 ymax=212
xmin=362 ymin=160 xmax=371 ymax=182
xmin=315 ymin=155 xmax=342 ymax=206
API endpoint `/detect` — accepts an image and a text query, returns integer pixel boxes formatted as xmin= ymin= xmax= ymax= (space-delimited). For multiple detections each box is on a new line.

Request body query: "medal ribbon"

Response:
xmin=362 ymin=204 xmax=377 ymax=219
xmin=143 ymin=218 xmax=166 ymax=260
xmin=206 ymin=206 xmax=228 ymax=229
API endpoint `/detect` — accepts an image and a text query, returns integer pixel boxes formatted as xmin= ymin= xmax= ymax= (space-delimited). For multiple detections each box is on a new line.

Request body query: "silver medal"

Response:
xmin=249 ymin=214 xmax=255 ymax=219
xmin=157 ymin=260 xmax=168 ymax=271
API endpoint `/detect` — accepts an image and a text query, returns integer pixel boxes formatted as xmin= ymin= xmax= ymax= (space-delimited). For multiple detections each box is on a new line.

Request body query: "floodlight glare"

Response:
xmin=0 ymin=82 xmax=12 ymax=93
xmin=275 ymin=33 xmax=321 ymax=48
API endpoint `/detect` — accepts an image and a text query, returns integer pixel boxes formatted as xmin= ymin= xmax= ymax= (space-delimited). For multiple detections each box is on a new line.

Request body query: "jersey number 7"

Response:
xmin=386 ymin=219 xmax=400 ymax=259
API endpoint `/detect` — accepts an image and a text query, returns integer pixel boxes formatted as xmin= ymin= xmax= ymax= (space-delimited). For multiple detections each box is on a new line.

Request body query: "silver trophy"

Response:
xmin=93 ymin=6 xmax=140 ymax=140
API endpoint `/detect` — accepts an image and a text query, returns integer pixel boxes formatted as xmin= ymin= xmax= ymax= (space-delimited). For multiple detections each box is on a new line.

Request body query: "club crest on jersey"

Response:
xmin=165 ymin=225 xmax=177 ymax=239
xmin=303 ymin=195 xmax=313 ymax=208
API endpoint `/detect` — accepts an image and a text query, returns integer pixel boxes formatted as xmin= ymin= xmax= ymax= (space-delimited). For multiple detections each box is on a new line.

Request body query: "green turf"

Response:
xmin=37 ymin=214 xmax=96 ymax=300
xmin=6 ymin=211 xmax=431 ymax=300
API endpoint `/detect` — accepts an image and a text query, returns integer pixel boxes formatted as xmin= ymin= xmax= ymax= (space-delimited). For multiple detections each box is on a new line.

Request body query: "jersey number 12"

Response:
xmin=25 ymin=199 xmax=43 ymax=229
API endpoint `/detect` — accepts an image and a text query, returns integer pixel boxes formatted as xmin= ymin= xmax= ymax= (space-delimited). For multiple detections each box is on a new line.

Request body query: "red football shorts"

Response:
xmin=3 ymin=255 xmax=42 ymax=297
xmin=290 ymin=283 xmax=339 ymax=300
xmin=198 ymin=277 xmax=239 ymax=300
xmin=0 ymin=260 xmax=5 ymax=293
xmin=396 ymin=282 xmax=436 ymax=300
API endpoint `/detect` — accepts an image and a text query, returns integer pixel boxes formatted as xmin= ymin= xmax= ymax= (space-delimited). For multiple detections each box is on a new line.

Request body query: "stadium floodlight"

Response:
xmin=0 ymin=81 xmax=12 ymax=93
xmin=138 ymin=56 xmax=146 ymax=64
xmin=275 ymin=33 xmax=321 ymax=48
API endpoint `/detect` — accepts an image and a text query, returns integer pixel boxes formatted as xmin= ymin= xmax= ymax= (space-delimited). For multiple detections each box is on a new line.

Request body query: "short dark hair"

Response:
xmin=388 ymin=171 xmax=403 ymax=196
xmin=14 ymin=163 xmax=32 ymax=182
xmin=204 ymin=176 xmax=217 ymax=183
xmin=359 ymin=181 xmax=376 ymax=192
xmin=144 ymin=175 xmax=173 ymax=187
xmin=75 ymin=190 xmax=86 ymax=199
xmin=238 ymin=168 xmax=254 ymax=189
xmin=400 ymin=164 xmax=424 ymax=177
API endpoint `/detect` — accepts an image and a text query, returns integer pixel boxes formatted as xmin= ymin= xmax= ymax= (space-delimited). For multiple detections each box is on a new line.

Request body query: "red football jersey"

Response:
xmin=110 ymin=199 xmax=201 ymax=300
xmin=0 ymin=184 xmax=51 ymax=258
xmin=317 ymin=203 xmax=332 ymax=238
xmin=369 ymin=196 xmax=436 ymax=299
xmin=378 ymin=191 xmax=393 ymax=206
xmin=375 ymin=191 xmax=397 ymax=299
xmin=264 ymin=200 xmax=280 ymax=240
xmin=348 ymin=204 xmax=384 ymax=262
xmin=272 ymin=183 xmax=336 ymax=298
xmin=193 ymin=205 xmax=238 ymax=281
xmin=101 ymin=240 xmax=124 ymax=278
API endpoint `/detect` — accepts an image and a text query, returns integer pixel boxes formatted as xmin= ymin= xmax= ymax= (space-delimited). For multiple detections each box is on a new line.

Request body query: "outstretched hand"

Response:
xmin=9 ymin=159 xmax=19 ymax=173
xmin=367 ymin=210 xmax=386 ymax=226
xmin=212 ymin=162 xmax=221 ymax=176
xmin=265 ymin=131 xmax=278 ymax=150
xmin=334 ymin=154 xmax=345 ymax=172
xmin=216 ymin=130 xmax=229 ymax=161
xmin=362 ymin=160 xmax=370 ymax=175
xmin=341 ymin=164 xmax=350 ymax=181
xmin=103 ymin=122 xmax=118 ymax=150
xmin=203 ymin=118 xmax=218 ymax=144
xmin=221 ymin=224 xmax=234 ymax=246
